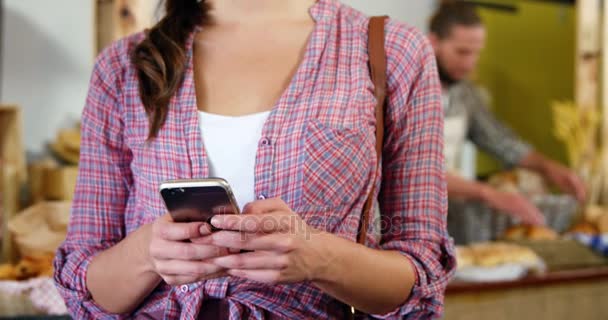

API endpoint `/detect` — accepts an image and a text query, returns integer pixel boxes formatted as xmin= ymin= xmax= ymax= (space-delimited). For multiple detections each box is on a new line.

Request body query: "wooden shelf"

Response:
xmin=0 ymin=106 xmax=25 ymax=184
xmin=0 ymin=105 xmax=26 ymax=263
xmin=95 ymin=0 xmax=156 ymax=56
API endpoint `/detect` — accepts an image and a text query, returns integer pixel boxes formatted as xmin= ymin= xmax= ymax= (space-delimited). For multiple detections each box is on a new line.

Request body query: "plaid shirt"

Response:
xmin=444 ymin=82 xmax=532 ymax=168
xmin=54 ymin=0 xmax=455 ymax=319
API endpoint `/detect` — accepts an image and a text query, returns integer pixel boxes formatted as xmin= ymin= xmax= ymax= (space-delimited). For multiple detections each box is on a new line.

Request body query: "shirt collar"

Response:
xmin=309 ymin=0 xmax=339 ymax=22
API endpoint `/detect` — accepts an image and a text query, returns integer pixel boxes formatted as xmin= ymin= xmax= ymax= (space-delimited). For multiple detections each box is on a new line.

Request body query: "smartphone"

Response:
xmin=159 ymin=178 xmax=240 ymax=225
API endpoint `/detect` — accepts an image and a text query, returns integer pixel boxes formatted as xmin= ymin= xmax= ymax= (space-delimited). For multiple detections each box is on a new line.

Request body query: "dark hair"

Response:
xmin=131 ymin=0 xmax=211 ymax=139
xmin=430 ymin=1 xmax=482 ymax=39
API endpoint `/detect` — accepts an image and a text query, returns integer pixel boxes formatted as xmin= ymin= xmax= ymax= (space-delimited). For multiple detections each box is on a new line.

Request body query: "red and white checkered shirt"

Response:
xmin=54 ymin=0 xmax=455 ymax=319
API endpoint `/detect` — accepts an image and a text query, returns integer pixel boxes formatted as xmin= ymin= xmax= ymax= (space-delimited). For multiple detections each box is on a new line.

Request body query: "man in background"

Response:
xmin=428 ymin=2 xmax=586 ymax=237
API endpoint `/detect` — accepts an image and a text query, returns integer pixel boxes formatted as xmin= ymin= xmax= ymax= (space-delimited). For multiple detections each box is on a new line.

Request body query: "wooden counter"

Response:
xmin=447 ymin=266 xmax=608 ymax=294
xmin=445 ymin=267 xmax=608 ymax=320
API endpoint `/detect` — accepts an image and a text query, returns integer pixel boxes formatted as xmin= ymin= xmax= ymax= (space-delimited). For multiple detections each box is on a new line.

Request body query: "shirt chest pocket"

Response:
xmin=302 ymin=119 xmax=373 ymax=209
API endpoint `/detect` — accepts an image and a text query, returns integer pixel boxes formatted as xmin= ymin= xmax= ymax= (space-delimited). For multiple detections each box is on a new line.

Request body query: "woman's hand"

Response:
xmin=201 ymin=198 xmax=335 ymax=284
xmin=148 ymin=213 xmax=230 ymax=286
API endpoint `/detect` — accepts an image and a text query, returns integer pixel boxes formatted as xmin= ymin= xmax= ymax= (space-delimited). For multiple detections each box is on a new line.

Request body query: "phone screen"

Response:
xmin=161 ymin=185 xmax=239 ymax=224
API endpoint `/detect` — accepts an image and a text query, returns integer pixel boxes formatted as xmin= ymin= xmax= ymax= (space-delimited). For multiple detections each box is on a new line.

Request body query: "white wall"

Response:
xmin=341 ymin=0 xmax=437 ymax=31
xmin=1 ymin=0 xmax=94 ymax=154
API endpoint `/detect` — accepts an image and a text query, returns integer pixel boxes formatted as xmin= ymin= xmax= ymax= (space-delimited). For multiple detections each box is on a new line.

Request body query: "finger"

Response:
xmin=199 ymin=223 xmax=213 ymax=236
xmin=188 ymin=224 xmax=214 ymax=243
xmin=211 ymin=213 xmax=297 ymax=233
xmin=212 ymin=251 xmax=288 ymax=270
xmin=205 ymin=231 xmax=297 ymax=252
xmin=154 ymin=219 xmax=207 ymax=241
xmin=523 ymin=207 xmax=545 ymax=226
xmin=155 ymin=259 xmax=225 ymax=277
xmin=150 ymin=241 xmax=227 ymax=260
xmin=508 ymin=200 xmax=543 ymax=226
xmin=556 ymin=176 xmax=577 ymax=199
xmin=569 ymin=175 xmax=587 ymax=203
xmin=162 ymin=275 xmax=197 ymax=286
xmin=228 ymin=269 xmax=282 ymax=284
xmin=519 ymin=196 xmax=546 ymax=226
xmin=532 ymin=213 xmax=546 ymax=226
xmin=242 ymin=198 xmax=290 ymax=215
xmin=195 ymin=231 xmax=259 ymax=248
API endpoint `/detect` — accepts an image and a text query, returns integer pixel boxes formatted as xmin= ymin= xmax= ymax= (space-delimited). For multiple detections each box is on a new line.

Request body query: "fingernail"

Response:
xmin=211 ymin=215 xmax=223 ymax=227
xmin=228 ymin=269 xmax=243 ymax=277
xmin=200 ymin=224 xmax=212 ymax=235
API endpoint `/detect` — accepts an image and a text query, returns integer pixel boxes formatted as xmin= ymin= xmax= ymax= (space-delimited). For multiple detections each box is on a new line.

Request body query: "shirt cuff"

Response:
xmin=372 ymin=239 xmax=456 ymax=319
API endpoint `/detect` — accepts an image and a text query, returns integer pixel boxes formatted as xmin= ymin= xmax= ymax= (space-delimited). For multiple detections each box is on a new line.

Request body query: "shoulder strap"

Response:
xmin=357 ymin=16 xmax=388 ymax=245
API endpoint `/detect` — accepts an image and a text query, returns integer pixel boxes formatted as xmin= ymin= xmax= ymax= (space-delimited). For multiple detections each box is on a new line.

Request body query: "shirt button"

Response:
xmin=260 ymin=138 xmax=271 ymax=146
xmin=180 ymin=285 xmax=189 ymax=293
xmin=258 ymin=194 xmax=267 ymax=200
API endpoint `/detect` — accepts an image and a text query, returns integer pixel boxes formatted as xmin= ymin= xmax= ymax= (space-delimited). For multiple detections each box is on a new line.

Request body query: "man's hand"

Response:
xmin=520 ymin=151 xmax=586 ymax=203
xmin=541 ymin=160 xmax=587 ymax=203
xmin=480 ymin=186 xmax=546 ymax=225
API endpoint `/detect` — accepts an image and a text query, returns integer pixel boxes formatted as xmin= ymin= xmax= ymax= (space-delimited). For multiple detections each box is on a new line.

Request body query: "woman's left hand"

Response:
xmin=197 ymin=198 xmax=335 ymax=284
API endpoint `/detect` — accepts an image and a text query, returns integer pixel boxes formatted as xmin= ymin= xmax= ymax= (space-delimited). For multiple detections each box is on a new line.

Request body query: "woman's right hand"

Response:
xmin=147 ymin=213 xmax=229 ymax=286
xmin=481 ymin=188 xmax=546 ymax=226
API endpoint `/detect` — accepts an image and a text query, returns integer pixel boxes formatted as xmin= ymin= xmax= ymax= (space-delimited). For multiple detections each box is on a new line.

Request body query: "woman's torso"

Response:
xmin=198 ymin=111 xmax=271 ymax=211
xmin=104 ymin=0 xmax=417 ymax=318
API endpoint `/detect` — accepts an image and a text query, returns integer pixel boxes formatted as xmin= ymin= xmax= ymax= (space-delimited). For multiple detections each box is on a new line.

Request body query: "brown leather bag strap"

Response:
xmin=357 ymin=16 xmax=388 ymax=245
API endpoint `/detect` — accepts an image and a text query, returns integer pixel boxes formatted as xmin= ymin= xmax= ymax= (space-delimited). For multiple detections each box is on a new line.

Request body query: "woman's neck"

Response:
xmin=208 ymin=0 xmax=317 ymax=25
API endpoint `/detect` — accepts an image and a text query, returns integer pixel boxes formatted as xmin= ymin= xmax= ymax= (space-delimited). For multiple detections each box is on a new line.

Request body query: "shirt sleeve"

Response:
xmin=53 ymin=44 xmax=132 ymax=319
xmin=464 ymin=84 xmax=533 ymax=168
xmin=375 ymin=20 xmax=456 ymax=319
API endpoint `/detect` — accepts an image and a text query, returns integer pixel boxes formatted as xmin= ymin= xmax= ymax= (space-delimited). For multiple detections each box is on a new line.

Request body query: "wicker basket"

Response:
xmin=0 ymin=289 xmax=39 ymax=316
xmin=448 ymin=195 xmax=579 ymax=245
xmin=7 ymin=202 xmax=71 ymax=260
xmin=0 ymin=278 xmax=67 ymax=316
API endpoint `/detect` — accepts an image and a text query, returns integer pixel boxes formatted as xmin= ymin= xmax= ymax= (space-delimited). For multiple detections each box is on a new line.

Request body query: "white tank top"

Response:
xmin=199 ymin=111 xmax=271 ymax=211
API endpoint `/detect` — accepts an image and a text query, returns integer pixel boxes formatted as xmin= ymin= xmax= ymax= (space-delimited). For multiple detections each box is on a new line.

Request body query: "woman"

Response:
xmin=54 ymin=0 xmax=455 ymax=318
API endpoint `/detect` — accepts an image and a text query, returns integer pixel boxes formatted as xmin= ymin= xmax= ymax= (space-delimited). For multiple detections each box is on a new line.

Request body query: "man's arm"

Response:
xmin=463 ymin=84 xmax=586 ymax=202
xmin=447 ymin=172 xmax=545 ymax=225
xmin=463 ymin=84 xmax=533 ymax=168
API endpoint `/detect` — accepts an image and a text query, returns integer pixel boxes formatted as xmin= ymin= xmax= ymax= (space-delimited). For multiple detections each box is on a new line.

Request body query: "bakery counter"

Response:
xmin=444 ymin=267 xmax=608 ymax=320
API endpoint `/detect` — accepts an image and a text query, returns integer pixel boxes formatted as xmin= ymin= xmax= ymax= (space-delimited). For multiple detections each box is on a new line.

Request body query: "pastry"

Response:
xmin=584 ymin=205 xmax=606 ymax=224
xmin=503 ymin=225 xmax=528 ymax=241
xmin=527 ymin=226 xmax=559 ymax=240
xmin=503 ymin=225 xmax=559 ymax=241
xmin=488 ymin=171 xmax=519 ymax=194
xmin=57 ymin=129 xmax=81 ymax=153
xmin=455 ymin=246 xmax=474 ymax=269
xmin=567 ymin=222 xmax=599 ymax=236
xmin=598 ymin=213 xmax=608 ymax=234
xmin=469 ymin=242 xmax=540 ymax=268
xmin=515 ymin=169 xmax=546 ymax=197
xmin=50 ymin=141 xmax=80 ymax=164
xmin=14 ymin=254 xmax=55 ymax=280
xmin=488 ymin=169 xmax=547 ymax=196
xmin=0 ymin=264 xmax=16 ymax=281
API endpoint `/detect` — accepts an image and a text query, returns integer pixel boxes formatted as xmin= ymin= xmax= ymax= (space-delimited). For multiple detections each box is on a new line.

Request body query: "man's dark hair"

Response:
xmin=430 ymin=1 xmax=483 ymax=39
